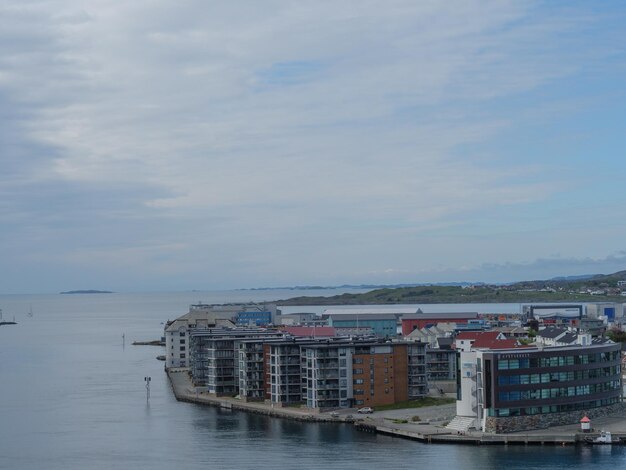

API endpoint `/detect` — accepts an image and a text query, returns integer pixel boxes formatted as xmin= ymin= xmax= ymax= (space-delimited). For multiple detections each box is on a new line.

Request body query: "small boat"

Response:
xmin=0 ymin=309 xmax=17 ymax=326
xmin=585 ymin=430 xmax=616 ymax=445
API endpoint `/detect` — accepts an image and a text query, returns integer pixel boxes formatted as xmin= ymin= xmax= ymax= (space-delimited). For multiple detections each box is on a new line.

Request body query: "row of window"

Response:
xmin=353 ymin=367 xmax=391 ymax=375
xmin=353 ymin=357 xmax=391 ymax=364
xmin=497 ymin=366 xmax=621 ymax=385
xmin=489 ymin=397 xmax=620 ymax=417
xmin=497 ymin=351 xmax=620 ymax=370
xmin=498 ymin=381 xmax=621 ymax=402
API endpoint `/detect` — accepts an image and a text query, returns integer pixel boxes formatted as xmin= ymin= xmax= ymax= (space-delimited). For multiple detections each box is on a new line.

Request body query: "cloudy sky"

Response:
xmin=1 ymin=1 xmax=626 ymax=294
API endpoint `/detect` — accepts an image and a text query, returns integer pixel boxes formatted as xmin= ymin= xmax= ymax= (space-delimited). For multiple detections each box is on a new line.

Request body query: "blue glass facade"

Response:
xmin=236 ymin=311 xmax=272 ymax=326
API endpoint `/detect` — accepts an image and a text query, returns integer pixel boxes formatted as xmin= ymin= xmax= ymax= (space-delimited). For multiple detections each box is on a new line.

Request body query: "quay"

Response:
xmin=168 ymin=369 xmax=338 ymax=423
xmin=167 ymin=369 xmax=626 ymax=446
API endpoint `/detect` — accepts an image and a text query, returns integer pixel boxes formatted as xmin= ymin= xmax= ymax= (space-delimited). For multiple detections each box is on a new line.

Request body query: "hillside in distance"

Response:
xmin=278 ymin=270 xmax=626 ymax=306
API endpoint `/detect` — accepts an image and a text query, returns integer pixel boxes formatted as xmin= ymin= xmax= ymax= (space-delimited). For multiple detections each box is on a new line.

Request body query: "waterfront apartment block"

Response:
xmin=164 ymin=302 xmax=277 ymax=368
xmin=237 ymin=339 xmax=269 ymax=401
xmin=189 ymin=329 xmax=285 ymax=396
xmin=269 ymin=342 xmax=307 ymax=405
xmin=454 ymin=339 xmax=622 ymax=433
xmin=184 ymin=324 xmax=429 ymax=410
xmin=300 ymin=340 xmax=427 ymax=410
xmin=426 ymin=347 xmax=457 ymax=382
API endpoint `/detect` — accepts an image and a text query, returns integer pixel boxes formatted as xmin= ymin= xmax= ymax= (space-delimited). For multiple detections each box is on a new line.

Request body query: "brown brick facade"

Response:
xmin=352 ymin=345 xmax=409 ymax=407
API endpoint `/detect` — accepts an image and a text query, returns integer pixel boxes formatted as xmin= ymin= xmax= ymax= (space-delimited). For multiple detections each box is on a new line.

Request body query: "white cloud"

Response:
xmin=1 ymin=1 xmax=624 ymax=292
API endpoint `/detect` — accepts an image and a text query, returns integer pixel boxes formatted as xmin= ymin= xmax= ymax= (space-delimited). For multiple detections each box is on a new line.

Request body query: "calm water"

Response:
xmin=0 ymin=291 xmax=624 ymax=469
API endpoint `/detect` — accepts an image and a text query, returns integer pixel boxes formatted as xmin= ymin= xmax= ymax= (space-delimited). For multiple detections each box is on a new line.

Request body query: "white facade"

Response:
xmin=164 ymin=308 xmax=237 ymax=368
xmin=165 ymin=325 xmax=189 ymax=368
xmin=456 ymin=350 xmax=479 ymax=429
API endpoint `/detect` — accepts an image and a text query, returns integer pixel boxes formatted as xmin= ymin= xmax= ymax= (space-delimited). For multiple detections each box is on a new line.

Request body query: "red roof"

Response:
xmin=473 ymin=338 xmax=520 ymax=349
xmin=282 ymin=326 xmax=336 ymax=338
xmin=580 ymin=416 xmax=591 ymax=423
xmin=456 ymin=331 xmax=501 ymax=341
xmin=456 ymin=331 xmax=531 ymax=350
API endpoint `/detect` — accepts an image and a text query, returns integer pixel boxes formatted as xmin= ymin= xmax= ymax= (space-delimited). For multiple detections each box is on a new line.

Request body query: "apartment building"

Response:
xmin=264 ymin=338 xmax=429 ymax=410
xmin=189 ymin=329 xmax=285 ymax=396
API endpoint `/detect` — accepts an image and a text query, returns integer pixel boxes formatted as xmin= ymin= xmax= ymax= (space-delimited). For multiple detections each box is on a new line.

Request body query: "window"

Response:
xmin=180 ymin=346 xmax=185 ymax=351
xmin=180 ymin=353 xmax=186 ymax=359
xmin=354 ymin=379 xmax=364 ymax=385
xmin=353 ymin=368 xmax=363 ymax=375
xmin=353 ymin=358 xmax=363 ymax=364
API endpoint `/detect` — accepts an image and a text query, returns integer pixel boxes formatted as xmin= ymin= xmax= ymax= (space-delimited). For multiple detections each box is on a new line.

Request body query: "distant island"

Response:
xmin=60 ymin=290 xmax=114 ymax=294
xmin=239 ymin=282 xmax=473 ymax=291
xmin=277 ymin=270 xmax=626 ymax=306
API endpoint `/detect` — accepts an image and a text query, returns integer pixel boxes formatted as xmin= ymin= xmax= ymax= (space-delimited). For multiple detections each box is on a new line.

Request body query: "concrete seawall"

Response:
xmin=166 ymin=368 xmax=626 ymax=446
xmin=167 ymin=368 xmax=337 ymax=423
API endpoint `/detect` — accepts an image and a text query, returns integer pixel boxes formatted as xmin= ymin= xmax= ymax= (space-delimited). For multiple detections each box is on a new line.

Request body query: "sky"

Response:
xmin=1 ymin=1 xmax=626 ymax=294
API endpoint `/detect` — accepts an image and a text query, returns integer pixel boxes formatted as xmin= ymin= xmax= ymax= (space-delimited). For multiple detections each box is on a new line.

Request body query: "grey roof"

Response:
xmin=557 ymin=333 xmax=578 ymax=344
xmin=592 ymin=337 xmax=613 ymax=345
xmin=402 ymin=312 xmax=479 ymax=320
xmin=537 ymin=327 xmax=568 ymax=339
xmin=325 ymin=313 xmax=399 ymax=321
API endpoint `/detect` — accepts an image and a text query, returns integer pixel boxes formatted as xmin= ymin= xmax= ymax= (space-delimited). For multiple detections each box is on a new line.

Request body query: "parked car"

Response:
xmin=357 ymin=407 xmax=374 ymax=414
xmin=330 ymin=412 xmax=340 ymax=418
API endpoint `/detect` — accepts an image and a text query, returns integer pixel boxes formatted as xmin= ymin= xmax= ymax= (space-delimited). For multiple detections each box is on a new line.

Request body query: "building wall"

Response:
xmin=455 ymin=342 xmax=623 ymax=433
xmin=236 ymin=311 xmax=272 ymax=326
xmin=352 ymin=346 xmax=400 ymax=407
xmin=426 ymin=348 xmax=457 ymax=381
xmin=483 ymin=345 xmax=621 ymax=415
xmin=165 ymin=325 xmax=189 ymax=368
xmin=329 ymin=318 xmax=397 ymax=337
xmin=270 ymin=344 xmax=304 ymax=405
xmin=238 ymin=341 xmax=266 ymax=401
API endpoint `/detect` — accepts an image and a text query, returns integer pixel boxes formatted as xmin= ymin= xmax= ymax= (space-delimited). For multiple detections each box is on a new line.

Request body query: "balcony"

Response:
xmin=317 ymin=362 xmax=339 ymax=369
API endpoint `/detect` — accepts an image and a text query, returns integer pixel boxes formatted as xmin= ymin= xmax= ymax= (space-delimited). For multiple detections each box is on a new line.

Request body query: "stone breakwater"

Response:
xmin=484 ymin=402 xmax=626 ymax=434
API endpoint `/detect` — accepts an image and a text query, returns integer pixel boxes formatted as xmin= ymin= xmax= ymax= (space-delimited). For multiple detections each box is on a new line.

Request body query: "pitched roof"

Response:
xmin=456 ymin=331 xmax=500 ymax=341
xmin=557 ymin=333 xmax=578 ymax=344
xmin=437 ymin=337 xmax=454 ymax=349
xmin=538 ymin=327 xmax=568 ymax=339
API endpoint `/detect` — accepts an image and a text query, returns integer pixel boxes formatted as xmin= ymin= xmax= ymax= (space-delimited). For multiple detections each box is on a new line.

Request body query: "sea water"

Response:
xmin=0 ymin=291 xmax=624 ymax=469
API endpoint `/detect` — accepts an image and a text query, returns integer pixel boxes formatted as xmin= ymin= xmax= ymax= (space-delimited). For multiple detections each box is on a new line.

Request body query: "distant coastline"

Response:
xmin=60 ymin=290 xmax=114 ymax=295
